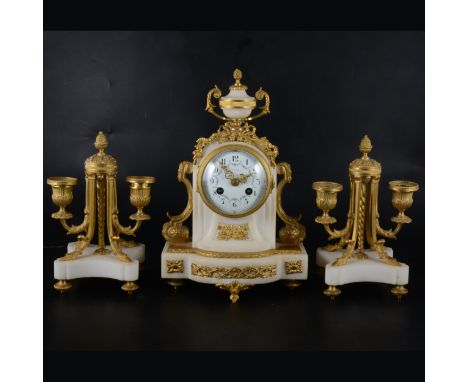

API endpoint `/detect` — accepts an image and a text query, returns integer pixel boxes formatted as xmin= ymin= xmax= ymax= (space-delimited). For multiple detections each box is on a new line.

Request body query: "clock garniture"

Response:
xmin=312 ymin=135 xmax=419 ymax=299
xmin=161 ymin=69 xmax=308 ymax=302
xmin=46 ymin=131 xmax=156 ymax=294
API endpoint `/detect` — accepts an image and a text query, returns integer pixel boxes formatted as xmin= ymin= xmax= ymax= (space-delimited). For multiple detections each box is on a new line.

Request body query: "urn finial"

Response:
xmin=359 ymin=135 xmax=373 ymax=158
xmin=229 ymin=68 xmax=247 ymax=90
xmin=94 ymin=131 xmax=108 ymax=154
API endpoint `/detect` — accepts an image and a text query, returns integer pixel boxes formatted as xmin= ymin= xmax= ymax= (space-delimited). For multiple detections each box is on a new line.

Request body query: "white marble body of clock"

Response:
xmin=161 ymin=141 xmax=308 ymax=287
xmin=193 ymin=143 xmax=275 ymax=252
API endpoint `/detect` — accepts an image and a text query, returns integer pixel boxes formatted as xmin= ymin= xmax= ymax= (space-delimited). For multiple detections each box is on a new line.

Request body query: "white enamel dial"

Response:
xmin=199 ymin=146 xmax=271 ymax=217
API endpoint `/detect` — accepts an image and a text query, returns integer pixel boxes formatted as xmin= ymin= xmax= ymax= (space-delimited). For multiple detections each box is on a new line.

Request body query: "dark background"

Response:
xmin=44 ymin=31 xmax=424 ymax=351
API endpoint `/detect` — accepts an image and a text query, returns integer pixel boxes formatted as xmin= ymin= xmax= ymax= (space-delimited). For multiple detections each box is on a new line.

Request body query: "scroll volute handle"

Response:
xmin=246 ymin=88 xmax=270 ymax=121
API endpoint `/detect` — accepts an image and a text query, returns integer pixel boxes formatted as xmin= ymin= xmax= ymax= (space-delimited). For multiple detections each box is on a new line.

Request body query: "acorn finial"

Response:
xmin=229 ymin=68 xmax=247 ymax=90
xmin=359 ymin=135 xmax=372 ymax=158
xmin=94 ymin=131 xmax=108 ymax=154
xmin=234 ymin=68 xmax=242 ymax=82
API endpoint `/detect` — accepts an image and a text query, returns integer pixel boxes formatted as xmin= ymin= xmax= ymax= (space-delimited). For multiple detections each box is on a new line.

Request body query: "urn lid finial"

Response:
xmin=229 ymin=68 xmax=248 ymax=90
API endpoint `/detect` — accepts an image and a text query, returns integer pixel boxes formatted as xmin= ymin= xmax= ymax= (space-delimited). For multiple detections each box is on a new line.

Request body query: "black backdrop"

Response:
xmin=44 ymin=31 xmax=424 ymax=351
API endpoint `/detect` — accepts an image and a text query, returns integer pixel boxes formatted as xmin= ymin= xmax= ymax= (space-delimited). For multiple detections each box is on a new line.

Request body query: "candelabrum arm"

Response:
xmin=323 ymin=181 xmax=355 ymax=240
xmin=323 ymin=217 xmax=353 ymax=240
xmin=58 ymin=176 xmax=96 ymax=261
xmin=58 ymin=174 xmax=96 ymax=236
xmin=59 ymin=214 xmax=89 ymax=235
xmin=376 ymin=219 xmax=403 ymax=240
xmin=111 ymin=182 xmax=144 ymax=236
xmin=318 ymin=180 xmax=355 ymax=251
xmin=113 ymin=215 xmax=143 ymax=237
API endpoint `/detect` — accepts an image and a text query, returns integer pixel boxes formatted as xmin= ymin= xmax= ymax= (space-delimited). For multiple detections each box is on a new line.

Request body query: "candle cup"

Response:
xmin=47 ymin=177 xmax=78 ymax=220
xmin=126 ymin=176 xmax=156 ymax=221
xmin=388 ymin=180 xmax=419 ymax=224
xmin=312 ymin=181 xmax=343 ymax=224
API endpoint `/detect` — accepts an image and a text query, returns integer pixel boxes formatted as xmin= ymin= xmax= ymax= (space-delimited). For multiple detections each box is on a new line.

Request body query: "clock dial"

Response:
xmin=199 ymin=146 xmax=271 ymax=217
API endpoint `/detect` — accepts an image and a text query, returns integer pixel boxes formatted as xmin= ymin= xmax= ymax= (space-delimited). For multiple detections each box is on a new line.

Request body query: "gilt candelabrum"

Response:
xmin=47 ymin=131 xmax=155 ymax=292
xmin=312 ymin=135 xmax=419 ymax=269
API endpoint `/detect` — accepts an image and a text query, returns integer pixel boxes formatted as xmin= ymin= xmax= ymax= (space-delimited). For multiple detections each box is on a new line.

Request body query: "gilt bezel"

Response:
xmin=196 ymin=144 xmax=273 ymax=218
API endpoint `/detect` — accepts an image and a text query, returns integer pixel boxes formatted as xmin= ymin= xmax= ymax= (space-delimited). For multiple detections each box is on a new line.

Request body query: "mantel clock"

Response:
xmin=161 ymin=69 xmax=308 ymax=302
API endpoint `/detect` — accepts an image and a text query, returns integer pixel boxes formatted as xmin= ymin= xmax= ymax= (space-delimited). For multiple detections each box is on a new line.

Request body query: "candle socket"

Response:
xmin=47 ymin=177 xmax=78 ymax=220
xmin=312 ymin=181 xmax=343 ymax=225
xmin=127 ymin=176 xmax=156 ymax=221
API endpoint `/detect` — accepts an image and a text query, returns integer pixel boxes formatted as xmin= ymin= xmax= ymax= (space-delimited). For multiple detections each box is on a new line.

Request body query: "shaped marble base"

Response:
xmin=161 ymin=241 xmax=308 ymax=302
xmin=316 ymin=246 xmax=409 ymax=298
xmin=53 ymin=242 xmax=145 ymax=293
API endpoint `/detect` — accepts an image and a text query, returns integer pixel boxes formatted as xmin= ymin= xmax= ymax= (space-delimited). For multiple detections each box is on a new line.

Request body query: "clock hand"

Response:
xmin=220 ymin=164 xmax=250 ymax=186
xmin=238 ymin=173 xmax=252 ymax=184
xmin=220 ymin=164 xmax=235 ymax=180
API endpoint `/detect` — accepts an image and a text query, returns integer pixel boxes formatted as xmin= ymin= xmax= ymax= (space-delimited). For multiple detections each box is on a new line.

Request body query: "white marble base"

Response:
xmin=54 ymin=242 xmax=145 ymax=282
xmin=316 ymin=247 xmax=409 ymax=286
xmin=161 ymin=241 xmax=308 ymax=285
xmin=66 ymin=242 xmax=145 ymax=263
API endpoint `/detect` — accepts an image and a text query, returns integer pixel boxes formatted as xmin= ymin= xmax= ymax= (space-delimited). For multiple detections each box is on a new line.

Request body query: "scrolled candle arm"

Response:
xmin=320 ymin=216 xmax=353 ymax=251
xmin=112 ymin=214 xmax=143 ymax=237
xmin=376 ymin=219 xmax=403 ymax=240
xmin=111 ymin=176 xmax=154 ymax=237
xmin=54 ymin=176 xmax=95 ymax=235
xmin=60 ymin=213 xmax=89 ymax=235
xmin=312 ymin=180 xmax=350 ymax=251
xmin=323 ymin=218 xmax=353 ymax=240
xmin=375 ymin=180 xmax=419 ymax=240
